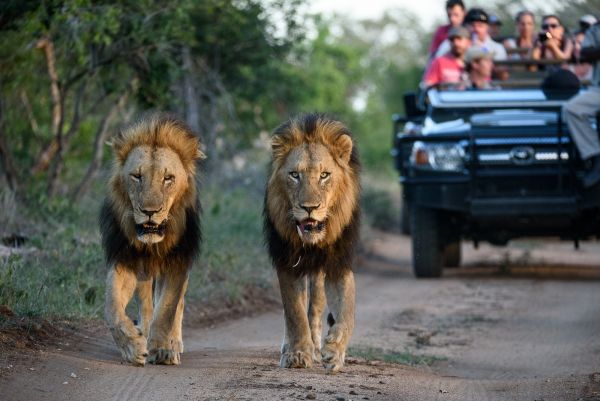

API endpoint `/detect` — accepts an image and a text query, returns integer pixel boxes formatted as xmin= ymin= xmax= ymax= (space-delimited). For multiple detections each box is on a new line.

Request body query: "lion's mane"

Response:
xmin=99 ymin=113 xmax=202 ymax=276
xmin=263 ymin=113 xmax=361 ymax=279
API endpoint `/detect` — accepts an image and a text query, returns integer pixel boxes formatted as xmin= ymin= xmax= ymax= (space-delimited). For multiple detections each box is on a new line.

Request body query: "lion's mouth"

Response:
xmin=296 ymin=218 xmax=325 ymax=236
xmin=135 ymin=221 xmax=167 ymax=237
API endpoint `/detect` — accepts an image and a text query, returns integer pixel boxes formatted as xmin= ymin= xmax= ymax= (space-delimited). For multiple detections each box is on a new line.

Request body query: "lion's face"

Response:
xmin=267 ymin=117 xmax=358 ymax=247
xmin=280 ymin=144 xmax=341 ymax=244
xmin=122 ymin=145 xmax=189 ymax=244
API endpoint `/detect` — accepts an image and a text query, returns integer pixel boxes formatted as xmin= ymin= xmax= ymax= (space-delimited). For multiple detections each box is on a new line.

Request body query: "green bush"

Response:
xmin=187 ymin=184 xmax=273 ymax=303
xmin=360 ymin=172 xmax=400 ymax=232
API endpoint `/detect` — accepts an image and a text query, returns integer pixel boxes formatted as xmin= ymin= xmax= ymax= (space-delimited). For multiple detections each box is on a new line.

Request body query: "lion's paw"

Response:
xmin=147 ymin=348 xmax=181 ymax=365
xmin=321 ymin=341 xmax=345 ymax=374
xmin=110 ymin=324 xmax=148 ymax=366
xmin=280 ymin=349 xmax=313 ymax=369
xmin=147 ymin=338 xmax=183 ymax=365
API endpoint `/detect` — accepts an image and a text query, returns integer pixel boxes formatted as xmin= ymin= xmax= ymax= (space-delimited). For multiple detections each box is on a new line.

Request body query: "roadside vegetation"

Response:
xmin=348 ymin=346 xmax=445 ymax=367
xmin=0 ymin=0 xmax=592 ymax=329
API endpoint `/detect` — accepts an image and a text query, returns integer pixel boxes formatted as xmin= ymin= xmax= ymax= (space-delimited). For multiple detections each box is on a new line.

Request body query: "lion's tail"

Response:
xmin=327 ymin=313 xmax=335 ymax=327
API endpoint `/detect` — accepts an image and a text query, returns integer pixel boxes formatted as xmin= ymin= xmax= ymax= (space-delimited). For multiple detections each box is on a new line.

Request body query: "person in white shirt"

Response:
xmin=564 ymin=23 xmax=600 ymax=187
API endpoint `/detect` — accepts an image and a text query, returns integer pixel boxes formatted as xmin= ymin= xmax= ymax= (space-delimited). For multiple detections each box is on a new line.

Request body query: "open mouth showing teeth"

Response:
xmin=135 ymin=221 xmax=167 ymax=236
xmin=296 ymin=218 xmax=325 ymax=235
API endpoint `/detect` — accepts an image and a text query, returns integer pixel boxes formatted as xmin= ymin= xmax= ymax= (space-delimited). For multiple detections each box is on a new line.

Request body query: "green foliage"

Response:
xmin=0 ymin=198 xmax=105 ymax=319
xmin=361 ymin=182 xmax=399 ymax=232
xmin=187 ymin=180 xmax=272 ymax=303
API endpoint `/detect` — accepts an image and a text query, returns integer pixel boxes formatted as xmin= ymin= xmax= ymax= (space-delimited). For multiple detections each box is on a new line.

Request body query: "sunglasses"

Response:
xmin=542 ymin=23 xmax=560 ymax=29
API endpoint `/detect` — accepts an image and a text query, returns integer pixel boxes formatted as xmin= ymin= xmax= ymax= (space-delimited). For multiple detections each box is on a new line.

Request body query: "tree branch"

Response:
xmin=72 ymin=82 xmax=133 ymax=202
xmin=19 ymin=90 xmax=42 ymax=139
xmin=46 ymin=80 xmax=86 ymax=197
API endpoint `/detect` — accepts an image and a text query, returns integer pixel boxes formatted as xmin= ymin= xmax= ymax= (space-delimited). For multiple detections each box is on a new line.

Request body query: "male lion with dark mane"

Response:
xmin=100 ymin=113 xmax=204 ymax=366
xmin=264 ymin=113 xmax=360 ymax=373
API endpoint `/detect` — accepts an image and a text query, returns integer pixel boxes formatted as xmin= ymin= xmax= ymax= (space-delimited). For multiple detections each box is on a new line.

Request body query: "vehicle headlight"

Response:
xmin=410 ymin=141 xmax=465 ymax=172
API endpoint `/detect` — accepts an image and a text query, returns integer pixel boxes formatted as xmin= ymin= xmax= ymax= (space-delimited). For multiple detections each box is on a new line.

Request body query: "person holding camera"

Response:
xmin=564 ymin=22 xmax=600 ymax=187
xmin=530 ymin=15 xmax=574 ymax=71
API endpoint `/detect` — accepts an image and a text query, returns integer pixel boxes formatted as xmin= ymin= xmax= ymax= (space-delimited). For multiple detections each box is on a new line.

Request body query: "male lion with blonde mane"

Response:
xmin=100 ymin=113 xmax=204 ymax=366
xmin=264 ymin=113 xmax=360 ymax=373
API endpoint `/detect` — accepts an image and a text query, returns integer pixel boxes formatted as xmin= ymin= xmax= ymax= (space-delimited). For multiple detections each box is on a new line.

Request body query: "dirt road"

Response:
xmin=2 ymin=232 xmax=600 ymax=401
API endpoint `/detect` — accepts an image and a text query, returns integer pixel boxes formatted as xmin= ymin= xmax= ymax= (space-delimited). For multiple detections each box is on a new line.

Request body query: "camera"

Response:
xmin=538 ymin=32 xmax=552 ymax=43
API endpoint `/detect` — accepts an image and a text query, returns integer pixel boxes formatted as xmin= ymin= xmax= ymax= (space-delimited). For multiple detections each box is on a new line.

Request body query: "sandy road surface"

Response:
xmin=2 ymin=232 xmax=600 ymax=401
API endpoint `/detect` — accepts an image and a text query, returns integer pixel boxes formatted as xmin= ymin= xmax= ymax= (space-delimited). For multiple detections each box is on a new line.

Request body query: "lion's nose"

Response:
xmin=300 ymin=204 xmax=320 ymax=214
xmin=141 ymin=207 xmax=163 ymax=218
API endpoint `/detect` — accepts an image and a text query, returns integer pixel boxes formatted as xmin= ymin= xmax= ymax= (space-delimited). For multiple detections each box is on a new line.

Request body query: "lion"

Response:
xmin=264 ymin=113 xmax=360 ymax=373
xmin=99 ymin=113 xmax=204 ymax=366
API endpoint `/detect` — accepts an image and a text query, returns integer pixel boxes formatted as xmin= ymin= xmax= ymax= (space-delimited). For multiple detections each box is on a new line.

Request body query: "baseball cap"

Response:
xmin=448 ymin=25 xmax=470 ymax=39
xmin=580 ymin=14 xmax=598 ymax=26
xmin=465 ymin=8 xmax=489 ymax=24
xmin=465 ymin=46 xmax=493 ymax=63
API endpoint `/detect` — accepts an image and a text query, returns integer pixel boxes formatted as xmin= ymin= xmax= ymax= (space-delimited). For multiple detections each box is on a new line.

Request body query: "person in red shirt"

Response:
xmin=428 ymin=0 xmax=467 ymax=61
xmin=424 ymin=26 xmax=471 ymax=87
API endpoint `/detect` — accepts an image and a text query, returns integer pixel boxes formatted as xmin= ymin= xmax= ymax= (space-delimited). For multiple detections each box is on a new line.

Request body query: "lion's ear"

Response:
xmin=195 ymin=141 xmax=206 ymax=160
xmin=110 ymin=133 xmax=128 ymax=163
xmin=334 ymin=134 xmax=353 ymax=165
xmin=271 ymin=135 xmax=289 ymax=160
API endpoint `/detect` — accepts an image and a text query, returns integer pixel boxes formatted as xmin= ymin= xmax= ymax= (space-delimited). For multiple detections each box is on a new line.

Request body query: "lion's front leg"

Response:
xmin=136 ymin=278 xmax=153 ymax=338
xmin=105 ymin=266 xmax=148 ymax=366
xmin=308 ymin=271 xmax=326 ymax=363
xmin=277 ymin=269 xmax=313 ymax=368
xmin=147 ymin=270 xmax=188 ymax=365
xmin=322 ymin=270 xmax=355 ymax=374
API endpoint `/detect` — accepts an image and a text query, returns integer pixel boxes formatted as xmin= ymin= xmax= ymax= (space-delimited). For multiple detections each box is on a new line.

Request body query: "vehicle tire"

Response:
xmin=442 ymin=241 xmax=461 ymax=268
xmin=400 ymin=198 xmax=411 ymax=235
xmin=410 ymin=206 xmax=443 ymax=278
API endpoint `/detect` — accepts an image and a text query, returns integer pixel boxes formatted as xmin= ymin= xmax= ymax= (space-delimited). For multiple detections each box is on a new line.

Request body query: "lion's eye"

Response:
xmin=320 ymin=172 xmax=330 ymax=179
xmin=164 ymin=175 xmax=175 ymax=184
xmin=130 ymin=173 xmax=142 ymax=182
xmin=289 ymin=171 xmax=300 ymax=180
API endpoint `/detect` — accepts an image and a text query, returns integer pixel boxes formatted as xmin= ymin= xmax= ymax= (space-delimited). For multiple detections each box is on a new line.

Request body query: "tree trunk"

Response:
xmin=182 ymin=47 xmax=201 ymax=134
xmin=46 ymin=80 xmax=88 ymax=197
xmin=71 ymin=89 xmax=130 ymax=202
xmin=0 ymin=137 xmax=18 ymax=193
xmin=0 ymin=94 xmax=18 ymax=193
xmin=32 ymin=37 xmax=63 ymax=176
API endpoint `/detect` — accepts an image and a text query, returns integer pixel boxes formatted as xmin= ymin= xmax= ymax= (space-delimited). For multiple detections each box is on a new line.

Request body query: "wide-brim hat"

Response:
xmin=580 ymin=14 xmax=597 ymax=26
xmin=465 ymin=46 xmax=493 ymax=63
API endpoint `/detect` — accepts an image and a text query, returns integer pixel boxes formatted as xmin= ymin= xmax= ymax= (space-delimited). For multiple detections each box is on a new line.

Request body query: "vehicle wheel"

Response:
xmin=400 ymin=198 xmax=411 ymax=235
xmin=410 ymin=206 xmax=443 ymax=278
xmin=442 ymin=241 xmax=461 ymax=268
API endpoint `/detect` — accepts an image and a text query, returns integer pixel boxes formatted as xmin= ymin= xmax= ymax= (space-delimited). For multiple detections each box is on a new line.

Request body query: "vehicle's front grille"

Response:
xmin=471 ymin=136 xmax=571 ymax=167
xmin=477 ymin=150 xmax=569 ymax=165
xmin=467 ymin=135 xmax=579 ymax=197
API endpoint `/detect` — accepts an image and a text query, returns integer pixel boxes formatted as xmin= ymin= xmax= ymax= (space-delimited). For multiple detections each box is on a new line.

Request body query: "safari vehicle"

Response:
xmin=392 ymin=85 xmax=600 ymax=278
